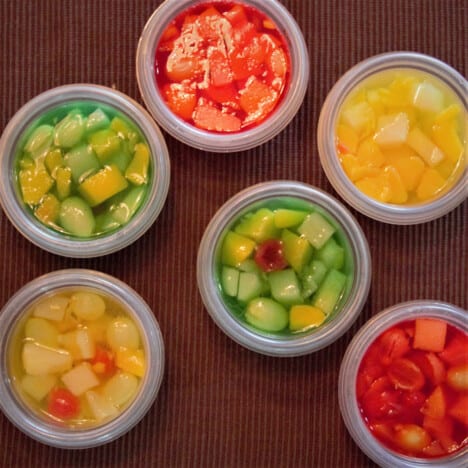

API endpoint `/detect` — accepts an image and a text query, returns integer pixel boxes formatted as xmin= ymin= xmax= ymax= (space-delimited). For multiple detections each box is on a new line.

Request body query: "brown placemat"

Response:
xmin=0 ymin=1 xmax=466 ymax=466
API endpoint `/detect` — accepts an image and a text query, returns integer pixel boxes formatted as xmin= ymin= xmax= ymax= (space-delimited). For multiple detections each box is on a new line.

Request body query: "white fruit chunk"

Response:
xmin=106 ymin=317 xmax=140 ymax=351
xmin=58 ymin=328 xmax=95 ymax=360
xmin=70 ymin=292 xmax=106 ymax=321
xmin=22 ymin=342 xmax=72 ymax=376
xmin=85 ymin=390 xmax=118 ymax=421
xmin=24 ymin=317 xmax=59 ymax=347
xmin=21 ymin=374 xmax=57 ymax=401
xmin=407 ymin=127 xmax=445 ymax=166
xmin=412 ymin=81 xmax=444 ymax=113
xmin=61 ymin=362 xmax=99 ymax=396
xmin=33 ymin=295 xmax=69 ymax=321
xmin=373 ymin=112 xmax=409 ymax=147
xmin=102 ymin=371 xmax=138 ymax=407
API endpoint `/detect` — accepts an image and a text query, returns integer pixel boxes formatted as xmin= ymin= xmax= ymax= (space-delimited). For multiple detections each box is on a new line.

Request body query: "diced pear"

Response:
xmin=244 ymin=297 xmax=288 ymax=332
xmin=298 ymin=212 xmax=335 ymax=249
xmin=281 ymin=229 xmax=312 ymax=273
xmin=267 ymin=268 xmax=302 ymax=306
xmin=106 ymin=317 xmax=140 ymax=351
xmin=312 ymin=269 xmax=347 ymax=316
xmin=273 ymin=209 xmax=308 ymax=229
xmin=25 ymin=317 xmax=59 ymax=347
xmin=102 ymin=371 xmax=139 ymax=407
xmin=70 ymin=292 xmax=105 ymax=321
xmin=54 ymin=112 xmax=86 ymax=148
xmin=221 ymin=230 xmax=256 ymax=267
xmin=289 ymin=305 xmax=326 ymax=332
xmin=61 ymin=362 xmax=100 ymax=396
xmin=85 ymin=390 xmax=118 ymax=421
xmin=407 ymin=127 xmax=445 ymax=167
xmin=341 ymin=101 xmax=375 ymax=137
xmin=115 ymin=347 xmax=146 ymax=377
xmin=86 ymin=108 xmax=110 ymax=132
xmin=64 ymin=144 xmax=100 ymax=184
xmin=237 ymin=271 xmax=265 ymax=303
xmin=373 ymin=112 xmax=409 ymax=147
xmin=22 ymin=342 xmax=72 ymax=376
xmin=234 ymin=208 xmax=280 ymax=243
xmin=24 ymin=125 xmax=54 ymax=158
xmin=58 ymin=329 xmax=96 ymax=360
xmin=21 ymin=374 xmax=57 ymax=401
xmin=412 ymin=81 xmax=444 ymax=113
xmin=59 ymin=196 xmax=96 ymax=237
xmin=221 ymin=266 xmax=239 ymax=297
xmin=55 ymin=307 xmax=79 ymax=333
xmin=33 ymin=295 xmax=69 ymax=321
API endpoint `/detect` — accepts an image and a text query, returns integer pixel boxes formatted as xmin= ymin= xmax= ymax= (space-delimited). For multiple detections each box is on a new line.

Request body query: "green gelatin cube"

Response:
xmin=234 ymin=208 xmax=280 ymax=243
xmin=245 ymin=297 xmax=288 ymax=332
xmin=221 ymin=266 xmax=240 ymax=297
xmin=315 ymin=237 xmax=345 ymax=270
xmin=64 ymin=144 xmax=100 ymax=184
xmin=54 ymin=112 xmax=86 ymax=148
xmin=281 ymin=229 xmax=313 ymax=273
xmin=88 ymin=129 xmax=121 ymax=162
xmin=298 ymin=212 xmax=335 ymax=249
xmin=58 ymin=196 xmax=95 ymax=237
xmin=312 ymin=269 xmax=347 ymax=316
xmin=24 ymin=125 xmax=54 ymax=158
xmin=86 ymin=108 xmax=110 ymax=133
xmin=237 ymin=271 xmax=265 ymax=303
xmin=274 ymin=209 xmax=308 ymax=228
xmin=268 ymin=268 xmax=302 ymax=306
xmin=110 ymin=185 xmax=146 ymax=225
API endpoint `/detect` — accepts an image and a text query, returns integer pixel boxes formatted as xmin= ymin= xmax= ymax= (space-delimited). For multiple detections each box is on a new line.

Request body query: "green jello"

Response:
xmin=215 ymin=197 xmax=355 ymax=336
xmin=15 ymin=102 xmax=152 ymax=238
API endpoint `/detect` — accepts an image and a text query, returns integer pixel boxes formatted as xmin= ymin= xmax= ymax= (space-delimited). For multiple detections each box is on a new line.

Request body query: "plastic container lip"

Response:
xmin=136 ymin=0 xmax=310 ymax=153
xmin=338 ymin=300 xmax=467 ymax=468
xmin=0 ymin=269 xmax=165 ymax=449
xmin=196 ymin=180 xmax=371 ymax=356
xmin=317 ymin=51 xmax=468 ymax=225
xmin=0 ymin=84 xmax=171 ymax=258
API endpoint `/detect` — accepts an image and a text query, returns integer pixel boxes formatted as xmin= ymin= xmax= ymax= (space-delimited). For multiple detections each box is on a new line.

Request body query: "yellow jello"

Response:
xmin=336 ymin=70 xmax=466 ymax=204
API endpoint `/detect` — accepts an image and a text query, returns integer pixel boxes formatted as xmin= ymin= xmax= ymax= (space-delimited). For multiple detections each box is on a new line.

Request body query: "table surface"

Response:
xmin=0 ymin=1 xmax=466 ymax=467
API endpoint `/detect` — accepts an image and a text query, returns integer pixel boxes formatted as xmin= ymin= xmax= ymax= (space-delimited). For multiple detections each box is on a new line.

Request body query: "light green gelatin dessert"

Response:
xmin=216 ymin=197 xmax=355 ymax=335
xmin=15 ymin=102 xmax=152 ymax=238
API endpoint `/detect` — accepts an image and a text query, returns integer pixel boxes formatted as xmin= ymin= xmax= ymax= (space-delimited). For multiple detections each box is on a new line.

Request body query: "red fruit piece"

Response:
xmin=254 ymin=239 xmax=287 ymax=272
xmin=48 ymin=387 xmax=80 ymax=420
xmin=192 ymin=100 xmax=241 ymax=132
xmin=208 ymin=47 xmax=233 ymax=87
xmin=239 ymin=77 xmax=279 ymax=126
xmin=414 ymin=318 xmax=447 ymax=352
xmin=378 ymin=327 xmax=411 ymax=366
xmin=229 ymin=36 xmax=266 ymax=80
xmin=361 ymin=377 xmax=402 ymax=420
xmin=223 ymin=4 xmax=248 ymax=27
xmin=387 ymin=357 xmax=425 ymax=391
xmin=448 ymin=395 xmax=468 ymax=426
xmin=163 ymin=83 xmax=197 ymax=120
xmin=203 ymin=83 xmax=239 ymax=106
xmin=421 ymin=386 xmax=447 ymax=419
xmin=439 ymin=332 xmax=468 ymax=367
xmin=394 ymin=424 xmax=432 ymax=453
xmin=90 ymin=346 xmax=115 ymax=377
xmin=446 ymin=363 xmax=468 ymax=391
xmin=410 ymin=351 xmax=446 ymax=386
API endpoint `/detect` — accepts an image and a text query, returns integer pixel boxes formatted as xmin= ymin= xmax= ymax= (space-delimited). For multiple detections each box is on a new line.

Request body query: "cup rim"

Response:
xmin=0 ymin=269 xmax=165 ymax=449
xmin=338 ymin=300 xmax=468 ymax=467
xmin=317 ymin=51 xmax=467 ymax=225
xmin=197 ymin=180 xmax=371 ymax=356
xmin=0 ymin=84 xmax=171 ymax=258
xmin=136 ymin=0 xmax=310 ymax=152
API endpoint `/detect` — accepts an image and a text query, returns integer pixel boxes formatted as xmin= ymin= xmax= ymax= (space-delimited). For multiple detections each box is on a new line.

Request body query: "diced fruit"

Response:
xmin=421 ymin=386 xmax=446 ymax=419
xmin=24 ymin=125 xmax=54 ymax=158
xmin=106 ymin=317 xmax=140 ymax=351
xmin=254 ymin=238 xmax=287 ymax=272
xmin=115 ymin=347 xmax=146 ymax=377
xmin=311 ymin=269 xmax=346 ymax=315
xmin=19 ymin=168 xmax=54 ymax=205
xmin=379 ymin=327 xmax=411 ymax=366
xmin=125 ymin=143 xmax=150 ymax=185
xmin=22 ymin=342 xmax=72 ymax=376
xmin=446 ymin=364 xmax=468 ymax=391
xmin=432 ymin=120 xmax=464 ymax=163
xmin=21 ymin=374 xmax=57 ymax=401
xmin=221 ymin=266 xmax=239 ymax=297
xmin=54 ymin=112 xmax=85 ymax=148
xmin=373 ymin=112 xmax=409 ymax=147
xmin=221 ymin=231 xmax=256 ymax=267
xmin=86 ymin=108 xmax=110 ymax=132
xmin=61 ymin=362 xmax=100 ymax=396
xmin=85 ymin=390 xmax=118 ymax=421
xmin=33 ymin=295 xmax=69 ymax=321
xmin=336 ymin=124 xmax=359 ymax=154
xmin=192 ymin=102 xmax=241 ymax=132
xmin=59 ymin=196 xmax=95 ymax=237
xmin=281 ymin=229 xmax=312 ymax=273
xmin=439 ymin=333 xmax=468 ymax=366
xmin=298 ymin=212 xmax=335 ymax=249
xmin=63 ymin=144 xmax=100 ymax=184
xmin=24 ymin=317 xmax=59 ymax=347
xmin=78 ymin=164 xmax=129 ymax=207
xmin=58 ymin=328 xmax=96 ymax=360
xmin=237 ymin=271 xmax=265 ymax=302
xmin=239 ymin=77 xmax=279 ymax=125
xmin=289 ymin=305 xmax=325 ymax=332
xmin=47 ymin=387 xmax=80 ymax=419
xmin=90 ymin=346 xmax=115 ymax=377
xmin=306 ymin=260 xmax=328 ymax=287
xmin=235 ymin=208 xmax=279 ymax=243
xmin=88 ymin=129 xmax=121 ymax=162
xmin=414 ymin=318 xmax=447 ymax=352
xmin=244 ymin=297 xmax=288 ymax=332
xmin=412 ymin=81 xmax=444 ymax=113
xmin=268 ymin=269 xmax=302 ymax=306
xmin=44 ymin=148 xmax=63 ymax=175
xmin=341 ymin=101 xmax=375 ymax=136
xmin=448 ymin=395 xmax=468 ymax=426
xmin=34 ymin=194 xmax=60 ymax=226
xmin=387 ymin=357 xmax=425 ymax=391
xmin=340 ymin=153 xmax=380 ymax=182
xmin=163 ymin=83 xmax=197 ymax=120
xmin=394 ymin=424 xmax=432 ymax=453
xmin=110 ymin=185 xmax=146 ymax=225
xmin=70 ymin=292 xmax=105 ymax=321
xmin=314 ymin=237 xmax=344 ymax=270
xmin=355 ymin=174 xmax=392 ymax=203
xmin=55 ymin=166 xmax=72 ymax=200
xmin=273 ymin=209 xmax=308 ymax=229
xmin=102 ymin=372 xmax=139 ymax=407
xmin=110 ymin=117 xmax=139 ymax=145
xmin=407 ymin=127 xmax=445 ymax=167
xmin=416 ymin=168 xmax=447 ymax=201
xmin=356 ymin=138 xmax=385 ymax=167
xmin=389 ymin=154 xmax=425 ymax=191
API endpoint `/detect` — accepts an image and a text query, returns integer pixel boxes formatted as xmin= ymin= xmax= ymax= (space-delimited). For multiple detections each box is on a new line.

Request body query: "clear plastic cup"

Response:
xmin=0 ymin=84 xmax=171 ymax=257
xmin=0 ymin=269 xmax=165 ymax=449
xmin=339 ymin=300 xmax=467 ymax=467
xmin=136 ymin=0 xmax=309 ymax=152
xmin=317 ymin=52 xmax=467 ymax=224
xmin=197 ymin=181 xmax=371 ymax=356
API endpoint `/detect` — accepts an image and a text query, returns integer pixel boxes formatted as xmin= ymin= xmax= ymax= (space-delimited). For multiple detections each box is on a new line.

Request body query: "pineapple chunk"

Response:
xmin=85 ymin=390 xmax=118 ymax=421
xmin=373 ymin=112 xmax=409 ymax=147
xmin=341 ymin=101 xmax=375 ymax=137
xmin=412 ymin=81 xmax=444 ymax=113
xmin=115 ymin=347 xmax=146 ymax=377
xmin=33 ymin=295 xmax=69 ymax=321
xmin=102 ymin=371 xmax=139 ymax=407
xmin=61 ymin=362 xmax=99 ymax=396
xmin=34 ymin=193 xmax=60 ymax=226
xmin=55 ymin=166 xmax=72 ymax=200
xmin=407 ymin=127 xmax=445 ymax=167
xmin=58 ymin=328 xmax=95 ymax=360
xmin=24 ymin=317 xmax=59 ymax=347
xmin=125 ymin=143 xmax=150 ymax=185
xmin=21 ymin=374 xmax=57 ymax=401
xmin=70 ymin=292 xmax=105 ymax=321
xmin=55 ymin=306 xmax=79 ymax=333
xmin=19 ymin=168 xmax=54 ymax=205
xmin=106 ymin=317 xmax=140 ymax=351
xmin=22 ymin=342 xmax=72 ymax=376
